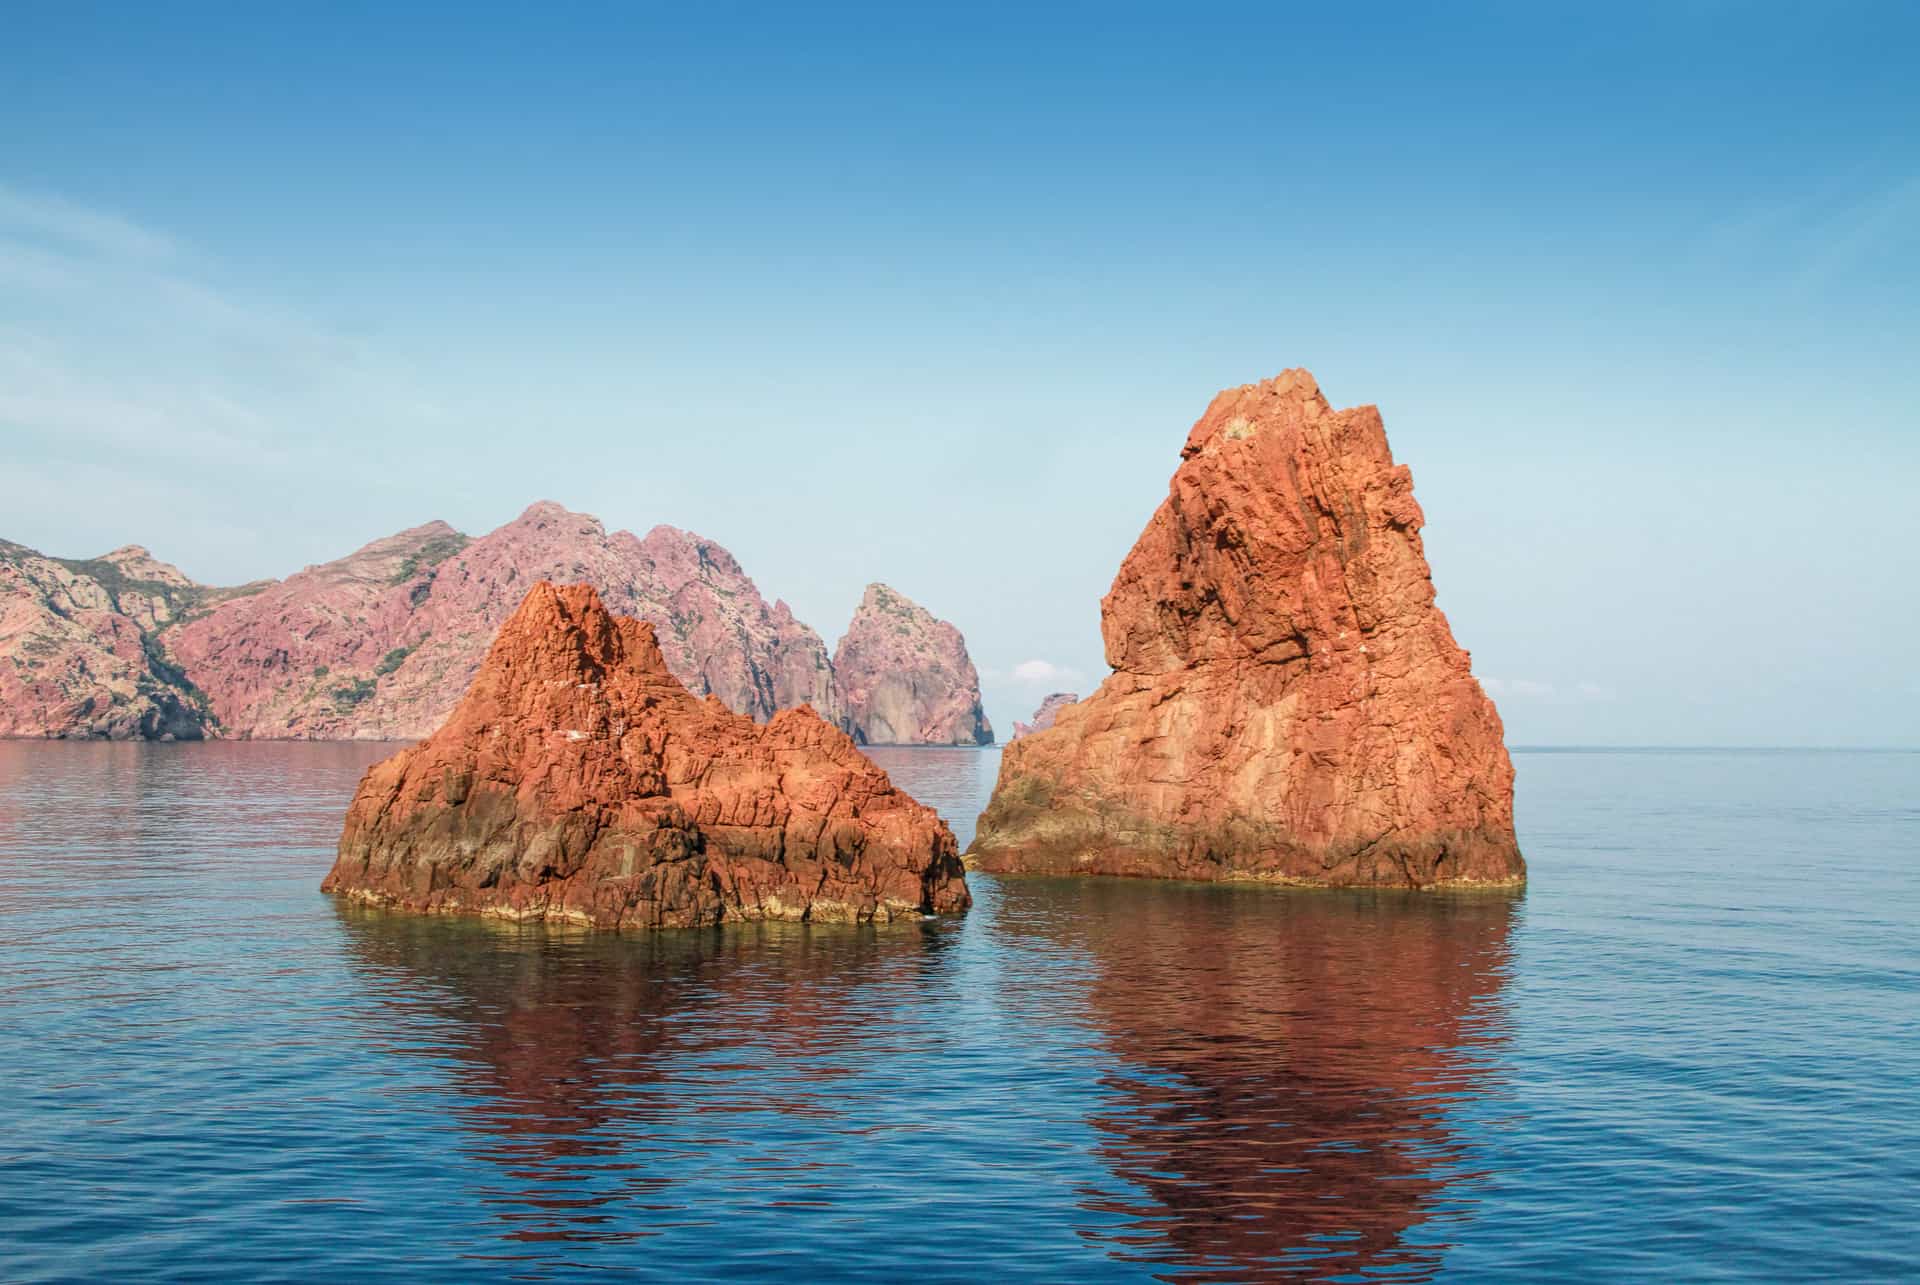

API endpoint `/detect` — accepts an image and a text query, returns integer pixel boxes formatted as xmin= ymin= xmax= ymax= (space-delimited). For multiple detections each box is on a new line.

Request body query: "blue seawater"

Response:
xmin=0 ymin=742 xmax=1914 ymax=1281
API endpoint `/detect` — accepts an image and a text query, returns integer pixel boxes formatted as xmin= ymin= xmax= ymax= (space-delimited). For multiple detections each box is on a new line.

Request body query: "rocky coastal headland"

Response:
xmin=967 ymin=369 xmax=1524 ymax=889
xmin=11 ymin=370 xmax=1522 ymax=897
xmin=2 ymin=503 xmax=989 ymax=746
xmin=322 ymin=582 xmax=971 ymax=928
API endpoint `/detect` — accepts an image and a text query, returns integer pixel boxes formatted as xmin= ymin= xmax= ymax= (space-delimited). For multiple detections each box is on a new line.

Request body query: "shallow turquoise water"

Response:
xmin=0 ymin=742 xmax=1914 ymax=1281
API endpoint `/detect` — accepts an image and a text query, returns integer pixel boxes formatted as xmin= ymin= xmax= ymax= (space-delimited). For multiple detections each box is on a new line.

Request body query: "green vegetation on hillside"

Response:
xmin=332 ymin=678 xmax=377 ymax=708
xmin=139 ymin=634 xmax=218 ymax=726
xmin=389 ymin=532 xmax=471 ymax=585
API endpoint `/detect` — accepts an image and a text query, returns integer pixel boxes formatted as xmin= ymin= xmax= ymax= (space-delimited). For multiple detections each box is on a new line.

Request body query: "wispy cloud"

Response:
xmin=1482 ymin=676 xmax=1614 ymax=704
xmin=0 ymin=181 xmax=469 ymax=582
xmin=1693 ymin=171 xmax=1920 ymax=294
xmin=0 ymin=184 xmax=181 ymax=262
xmin=0 ymin=183 xmax=439 ymax=466
xmin=1482 ymin=677 xmax=1554 ymax=699
xmin=1011 ymin=658 xmax=1083 ymax=685
xmin=1793 ymin=174 xmax=1920 ymax=292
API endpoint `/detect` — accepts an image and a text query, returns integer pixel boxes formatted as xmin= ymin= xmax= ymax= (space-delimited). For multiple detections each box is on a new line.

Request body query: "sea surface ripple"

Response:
xmin=1 ymin=742 xmax=1915 ymax=1280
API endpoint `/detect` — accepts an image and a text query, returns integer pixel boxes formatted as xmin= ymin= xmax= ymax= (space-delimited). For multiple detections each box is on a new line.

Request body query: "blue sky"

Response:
xmin=2 ymin=3 xmax=1915 ymax=745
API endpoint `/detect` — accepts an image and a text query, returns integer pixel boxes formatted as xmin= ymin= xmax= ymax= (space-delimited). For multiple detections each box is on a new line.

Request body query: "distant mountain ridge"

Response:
xmin=0 ymin=503 xmax=990 ymax=745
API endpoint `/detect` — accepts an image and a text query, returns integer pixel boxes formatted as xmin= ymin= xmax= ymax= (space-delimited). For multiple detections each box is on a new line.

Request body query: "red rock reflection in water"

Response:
xmin=1019 ymin=879 xmax=1518 ymax=1281
xmin=331 ymin=909 xmax=952 ymax=1243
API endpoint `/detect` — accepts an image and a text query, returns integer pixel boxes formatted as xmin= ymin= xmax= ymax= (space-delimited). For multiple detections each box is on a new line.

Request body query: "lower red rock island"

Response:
xmin=323 ymin=582 xmax=971 ymax=928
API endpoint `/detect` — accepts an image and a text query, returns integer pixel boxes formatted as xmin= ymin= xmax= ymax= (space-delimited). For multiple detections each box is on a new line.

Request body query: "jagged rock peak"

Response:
xmin=1010 ymin=692 xmax=1079 ymax=741
xmin=834 ymin=583 xmax=992 ymax=746
xmin=968 ymin=367 xmax=1523 ymax=889
xmin=515 ymin=499 xmax=599 ymax=526
xmin=160 ymin=502 xmax=838 ymax=739
xmin=322 ymin=582 xmax=970 ymax=929
xmin=96 ymin=545 xmax=197 ymax=587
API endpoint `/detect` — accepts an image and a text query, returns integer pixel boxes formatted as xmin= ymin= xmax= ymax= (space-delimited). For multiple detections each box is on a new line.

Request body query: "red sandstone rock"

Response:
xmin=322 ymin=582 xmax=970 ymax=928
xmin=968 ymin=370 xmax=1523 ymax=888
xmin=832 ymin=583 xmax=993 ymax=745
xmin=1010 ymin=692 xmax=1079 ymax=741
xmin=165 ymin=502 xmax=844 ymax=739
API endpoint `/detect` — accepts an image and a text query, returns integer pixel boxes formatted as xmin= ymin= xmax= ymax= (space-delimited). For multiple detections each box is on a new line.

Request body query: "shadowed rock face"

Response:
xmin=969 ymin=369 xmax=1523 ymax=888
xmin=1010 ymin=692 xmax=1078 ymax=741
xmin=833 ymin=583 xmax=993 ymax=746
xmin=323 ymin=582 xmax=970 ymax=929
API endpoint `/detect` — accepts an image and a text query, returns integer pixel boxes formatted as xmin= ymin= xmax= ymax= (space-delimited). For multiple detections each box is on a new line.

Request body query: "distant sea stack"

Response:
xmin=1010 ymin=692 xmax=1079 ymax=741
xmin=323 ymin=583 xmax=970 ymax=928
xmin=968 ymin=370 xmax=1524 ymax=889
xmin=833 ymin=584 xmax=993 ymax=746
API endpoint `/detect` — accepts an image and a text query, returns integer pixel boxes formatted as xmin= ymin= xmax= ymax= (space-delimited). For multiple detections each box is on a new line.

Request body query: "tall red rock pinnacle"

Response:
xmin=968 ymin=370 xmax=1523 ymax=888
xmin=323 ymin=582 xmax=970 ymax=928
xmin=833 ymin=583 xmax=993 ymax=746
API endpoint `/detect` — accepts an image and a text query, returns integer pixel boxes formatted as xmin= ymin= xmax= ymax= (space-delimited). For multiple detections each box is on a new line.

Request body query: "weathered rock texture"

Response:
xmin=0 ymin=540 xmax=244 ymax=739
xmin=833 ymin=583 xmax=993 ymax=746
xmin=168 ymin=503 xmax=844 ymax=740
xmin=968 ymin=369 xmax=1523 ymax=888
xmin=1011 ymin=692 xmax=1079 ymax=741
xmin=3 ymin=504 xmax=992 ymax=746
xmin=323 ymin=582 xmax=970 ymax=928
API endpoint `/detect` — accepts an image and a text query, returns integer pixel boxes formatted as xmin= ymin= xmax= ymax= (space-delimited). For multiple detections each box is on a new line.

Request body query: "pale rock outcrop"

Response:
xmin=1011 ymin=692 xmax=1079 ymax=741
xmin=833 ymin=584 xmax=992 ymax=746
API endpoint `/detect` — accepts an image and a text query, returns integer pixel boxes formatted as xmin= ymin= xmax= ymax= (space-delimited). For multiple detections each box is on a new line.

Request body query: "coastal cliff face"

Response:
xmin=0 ymin=540 xmax=234 ymax=739
xmin=3 ymin=505 xmax=990 ymax=747
xmin=156 ymin=502 xmax=845 ymax=740
xmin=833 ymin=584 xmax=993 ymax=746
xmin=968 ymin=369 xmax=1523 ymax=889
xmin=1010 ymin=692 xmax=1079 ymax=741
xmin=322 ymin=582 xmax=970 ymax=928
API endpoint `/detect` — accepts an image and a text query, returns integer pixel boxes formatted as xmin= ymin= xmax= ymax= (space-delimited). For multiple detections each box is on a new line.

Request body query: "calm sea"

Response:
xmin=0 ymin=742 xmax=1915 ymax=1281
